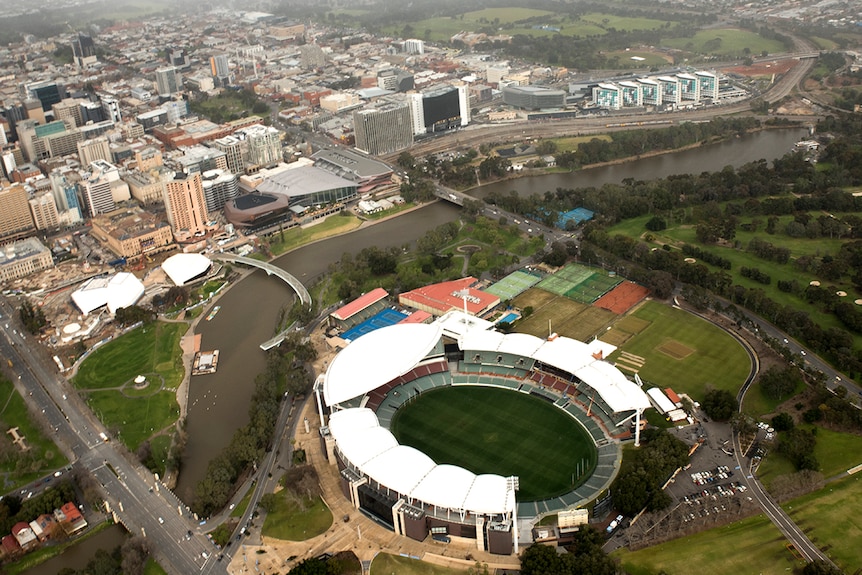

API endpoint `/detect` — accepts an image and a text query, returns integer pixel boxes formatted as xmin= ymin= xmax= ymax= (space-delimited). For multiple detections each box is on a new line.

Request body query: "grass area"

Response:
xmin=0 ymin=377 xmax=68 ymax=490
xmin=267 ymin=213 xmax=362 ymax=256
xmin=809 ymin=36 xmax=840 ymax=51
xmin=463 ymin=7 xmax=555 ymax=23
xmin=230 ymin=483 xmax=255 ymax=518
xmin=363 ymin=202 xmax=416 ymax=220
xmin=662 ymin=28 xmax=786 ymax=57
xmin=580 ymin=12 xmax=672 ymax=32
xmin=370 ymin=553 xmax=471 ymax=575
xmin=73 ymin=321 xmax=185 ymax=451
xmin=603 ymin=50 xmax=671 ymax=68
xmin=513 ymin=288 xmax=616 ymax=342
xmin=143 ymin=557 xmax=168 ymax=575
xmin=608 ymin=211 xmax=862 ymax=350
xmin=551 ymin=134 xmax=612 ymax=153
xmin=148 ymin=434 xmax=172 ymax=476
xmin=261 ymin=495 xmax=332 ymax=541
xmin=783 ymin=474 xmax=862 ymax=572
xmin=613 ymin=513 xmax=802 ymax=574
xmin=610 ymin=301 xmax=750 ymax=401
xmin=391 ymin=387 xmax=597 ymax=500
xmin=741 ymin=378 xmax=803 ymax=418
xmin=757 ymin=425 xmax=862 ymax=488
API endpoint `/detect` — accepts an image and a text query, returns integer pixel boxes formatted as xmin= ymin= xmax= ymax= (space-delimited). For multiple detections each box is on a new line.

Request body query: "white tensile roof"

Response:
xmin=323 ymin=322 xmax=443 ymax=406
xmin=328 ymin=408 xmax=514 ymax=515
xmin=162 ymin=253 xmax=211 ymax=286
xmin=460 ymin=330 xmax=650 ymax=413
xmin=71 ymin=272 xmax=145 ymax=315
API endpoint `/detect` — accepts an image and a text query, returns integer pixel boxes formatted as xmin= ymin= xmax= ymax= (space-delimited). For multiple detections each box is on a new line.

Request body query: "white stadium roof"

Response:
xmin=323 ymin=323 xmax=443 ymax=406
xmin=459 ymin=330 xmax=650 ymax=413
xmin=162 ymin=253 xmax=212 ymax=286
xmin=71 ymin=272 xmax=145 ymax=315
xmin=328 ymin=408 xmax=515 ymax=515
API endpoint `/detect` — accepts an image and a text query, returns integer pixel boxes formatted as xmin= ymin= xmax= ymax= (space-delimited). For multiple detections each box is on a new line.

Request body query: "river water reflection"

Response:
xmin=176 ymin=127 xmax=808 ymax=502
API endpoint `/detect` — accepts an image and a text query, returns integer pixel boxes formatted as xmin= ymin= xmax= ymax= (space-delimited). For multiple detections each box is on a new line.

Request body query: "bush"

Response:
xmin=771 ymin=412 xmax=794 ymax=432
xmin=701 ymin=388 xmax=738 ymax=421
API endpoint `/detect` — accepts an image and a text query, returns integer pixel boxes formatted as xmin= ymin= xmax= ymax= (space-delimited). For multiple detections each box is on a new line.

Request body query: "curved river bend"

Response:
xmin=176 ymin=127 xmax=808 ymax=500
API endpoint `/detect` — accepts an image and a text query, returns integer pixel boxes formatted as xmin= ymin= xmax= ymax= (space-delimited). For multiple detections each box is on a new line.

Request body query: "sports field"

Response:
xmin=536 ymin=263 xmax=621 ymax=304
xmin=514 ymin=288 xmax=616 ymax=341
xmin=485 ymin=269 xmax=542 ymax=301
xmin=390 ymin=387 xmax=596 ymax=501
xmin=610 ymin=302 xmax=750 ymax=400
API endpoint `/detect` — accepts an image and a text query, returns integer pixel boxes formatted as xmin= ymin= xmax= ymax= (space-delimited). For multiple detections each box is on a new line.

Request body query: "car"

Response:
xmin=53 ymin=471 xmax=62 ymax=477
xmin=783 ymin=338 xmax=789 ymax=344
xmin=201 ymin=552 xmax=209 ymax=559
xmin=158 ymin=517 xmax=164 ymax=524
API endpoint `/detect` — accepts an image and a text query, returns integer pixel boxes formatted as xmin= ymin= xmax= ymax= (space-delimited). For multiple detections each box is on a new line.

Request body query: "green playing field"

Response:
xmin=390 ymin=386 xmax=597 ymax=500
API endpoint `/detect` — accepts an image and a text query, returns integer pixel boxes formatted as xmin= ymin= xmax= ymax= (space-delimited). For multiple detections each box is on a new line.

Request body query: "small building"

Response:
xmin=0 ymin=534 xmax=21 ymax=559
xmin=10 ymin=522 xmax=37 ymax=551
xmin=29 ymin=514 xmax=57 ymax=542
xmin=54 ymin=502 xmax=87 ymax=534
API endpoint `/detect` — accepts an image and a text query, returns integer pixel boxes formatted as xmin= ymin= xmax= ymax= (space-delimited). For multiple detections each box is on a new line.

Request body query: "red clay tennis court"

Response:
xmin=594 ymin=281 xmax=650 ymax=315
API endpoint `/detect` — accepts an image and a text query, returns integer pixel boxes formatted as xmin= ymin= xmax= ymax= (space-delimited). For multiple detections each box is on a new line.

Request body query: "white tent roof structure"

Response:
xmin=323 ymin=322 xmax=443 ymax=406
xmin=162 ymin=253 xmax=212 ymax=286
xmin=71 ymin=272 xmax=145 ymax=315
xmin=328 ymin=408 xmax=515 ymax=515
xmin=459 ymin=330 xmax=650 ymax=412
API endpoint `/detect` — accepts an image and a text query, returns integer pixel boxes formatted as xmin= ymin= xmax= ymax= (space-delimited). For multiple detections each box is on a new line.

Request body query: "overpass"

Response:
xmin=433 ymin=185 xmax=470 ymax=206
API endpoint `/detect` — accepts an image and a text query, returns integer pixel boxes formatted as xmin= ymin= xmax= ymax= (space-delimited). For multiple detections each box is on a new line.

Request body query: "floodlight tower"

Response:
xmin=507 ymin=476 xmax=520 ymax=554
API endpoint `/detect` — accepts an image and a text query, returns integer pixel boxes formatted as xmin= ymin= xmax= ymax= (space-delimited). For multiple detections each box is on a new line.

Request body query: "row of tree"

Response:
xmin=519 ymin=527 xmax=617 ymax=575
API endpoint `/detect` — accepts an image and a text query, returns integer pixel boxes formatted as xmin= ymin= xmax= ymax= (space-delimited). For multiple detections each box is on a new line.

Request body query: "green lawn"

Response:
xmin=143 ymin=557 xmax=168 ymax=575
xmin=603 ymin=51 xmax=670 ymax=68
xmin=0 ymin=378 xmax=68 ymax=489
xmin=370 ymin=554 xmax=471 ymax=575
xmin=73 ymin=322 xmax=185 ymax=452
xmin=261 ymin=494 xmax=332 ymax=541
xmin=268 ymin=213 xmax=363 ymax=256
xmin=783 ymin=474 xmax=862 ymax=571
xmin=390 ymin=387 xmax=597 ymax=501
xmin=741 ymin=377 xmax=803 ymax=418
xmin=610 ymin=301 xmax=751 ymax=401
xmin=757 ymin=425 xmax=862 ymax=488
xmin=613 ymin=513 xmax=802 ymax=574
xmin=662 ymin=28 xmax=786 ymax=57
xmin=581 ymin=12 xmax=672 ymax=32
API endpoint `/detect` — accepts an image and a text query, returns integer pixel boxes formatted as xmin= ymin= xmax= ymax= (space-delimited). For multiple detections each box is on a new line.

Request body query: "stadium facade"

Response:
xmin=316 ymin=313 xmax=650 ymax=554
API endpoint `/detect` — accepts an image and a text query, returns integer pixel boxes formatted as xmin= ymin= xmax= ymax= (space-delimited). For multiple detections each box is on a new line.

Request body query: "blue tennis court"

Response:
xmin=558 ymin=207 xmax=595 ymax=229
xmin=342 ymin=308 xmax=408 ymax=342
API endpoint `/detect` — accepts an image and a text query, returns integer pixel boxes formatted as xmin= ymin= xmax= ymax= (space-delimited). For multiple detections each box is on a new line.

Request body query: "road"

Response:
xmin=0 ymin=296 xmax=228 ymax=575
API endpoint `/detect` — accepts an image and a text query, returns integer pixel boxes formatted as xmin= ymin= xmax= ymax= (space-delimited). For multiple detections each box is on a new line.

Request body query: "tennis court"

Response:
xmin=565 ymin=273 xmax=622 ymax=304
xmin=594 ymin=281 xmax=650 ymax=315
xmin=341 ymin=308 xmax=408 ymax=342
xmin=485 ymin=269 xmax=543 ymax=301
xmin=557 ymin=207 xmax=594 ymax=229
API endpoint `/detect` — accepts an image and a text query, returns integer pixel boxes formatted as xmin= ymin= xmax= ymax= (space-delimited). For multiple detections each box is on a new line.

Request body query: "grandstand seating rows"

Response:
xmin=363 ymin=359 xmax=448 ymax=411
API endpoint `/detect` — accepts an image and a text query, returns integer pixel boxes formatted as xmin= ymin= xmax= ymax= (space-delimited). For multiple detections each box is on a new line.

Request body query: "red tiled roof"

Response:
xmin=60 ymin=502 xmax=82 ymax=523
xmin=399 ymin=278 xmax=499 ymax=315
xmin=398 ymin=310 xmax=432 ymax=324
xmin=331 ymin=287 xmax=388 ymax=321
xmin=664 ymin=388 xmax=682 ymax=405
xmin=10 ymin=523 xmax=29 ymax=536
xmin=1 ymin=535 xmax=20 ymax=553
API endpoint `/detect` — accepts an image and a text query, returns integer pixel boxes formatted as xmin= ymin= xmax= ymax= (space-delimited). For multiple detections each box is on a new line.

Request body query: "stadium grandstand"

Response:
xmin=316 ymin=311 xmax=651 ymax=554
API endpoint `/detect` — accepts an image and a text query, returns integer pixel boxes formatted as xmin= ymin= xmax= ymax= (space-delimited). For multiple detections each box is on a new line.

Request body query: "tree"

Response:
xmin=701 ymin=388 xmax=737 ymax=421
xmin=772 ymin=412 xmax=794 ymax=432
xmin=258 ymin=492 xmax=279 ymax=512
xmin=288 ymin=557 xmax=328 ymax=575
xmin=520 ymin=543 xmax=565 ymax=575
xmin=802 ymin=560 xmax=845 ymax=575
xmin=645 ymin=216 xmax=667 ymax=231
xmin=758 ymin=366 xmax=800 ymax=401
xmin=19 ymin=300 xmax=47 ymax=334
xmin=120 ymin=536 xmax=150 ymax=575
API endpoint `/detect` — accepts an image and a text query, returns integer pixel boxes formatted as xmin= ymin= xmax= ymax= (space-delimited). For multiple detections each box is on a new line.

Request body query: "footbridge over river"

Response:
xmin=209 ymin=253 xmax=312 ymax=350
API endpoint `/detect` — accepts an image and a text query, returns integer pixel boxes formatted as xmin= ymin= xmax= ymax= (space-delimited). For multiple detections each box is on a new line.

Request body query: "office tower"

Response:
xmin=155 ymin=66 xmax=182 ymax=97
xmin=71 ymin=33 xmax=97 ymax=68
xmin=404 ymin=39 xmax=424 ymax=55
xmin=300 ymin=44 xmax=325 ymax=69
xmin=100 ymin=95 xmax=122 ymax=123
xmin=168 ymin=48 xmax=190 ymax=69
xmin=80 ymin=160 xmax=125 ymax=216
xmin=210 ymin=53 xmax=231 ymax=86
xmin=77 ymin=137 xmax=111 ymax=165
xmin=1 ymin=103 xmax=27 ymax=141
xmin=353 ymin=103 xmax=413 ymax=156
xmin=28 ymin=191 xmax=60 ymax=230
xmin=24 ymin=81 xmax=65 ymax=112
xmin=0 ymin=181 xmax=36 ymax=240
xmin=80 ymin=101 xmax=106 ymax=124
xmin=24 ymin=99 xmax=46 ymax=125
xmin=52 ymin=98 xmax=85 ymax=127
xmin=163 ymin=172 xmax=208 ymax=236
xmin=49 ymin=171 xmax=83 ymax=225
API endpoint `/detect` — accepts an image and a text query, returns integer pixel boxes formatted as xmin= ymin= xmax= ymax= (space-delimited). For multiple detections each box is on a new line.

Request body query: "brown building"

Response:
xmin=164 ymin=172 xmax=208 ymax=239
xmin=90 ymin=207 xmax=174 ymax=259
xmin=0 ymin=181 xmax=35 ymax=240
xmin=28 ymin=191 xmax=59 ymax=231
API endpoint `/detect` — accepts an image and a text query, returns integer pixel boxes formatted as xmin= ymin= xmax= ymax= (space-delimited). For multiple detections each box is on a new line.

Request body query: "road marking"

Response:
xmin=848 ymin=463 xmax=862 ymax=475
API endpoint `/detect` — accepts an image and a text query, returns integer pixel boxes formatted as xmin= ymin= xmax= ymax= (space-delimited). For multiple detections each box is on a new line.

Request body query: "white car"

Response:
xmin=158 ymin=517 xmax=164 ymax=524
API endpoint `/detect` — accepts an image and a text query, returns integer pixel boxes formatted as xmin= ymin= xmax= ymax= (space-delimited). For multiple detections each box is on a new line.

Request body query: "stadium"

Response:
xmin=316 ymin=311 xmax=651 ymax=554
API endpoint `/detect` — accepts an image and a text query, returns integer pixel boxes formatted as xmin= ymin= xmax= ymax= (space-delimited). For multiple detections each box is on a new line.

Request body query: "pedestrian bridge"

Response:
xmin=210 ymin=254 xmax=312 ymax=350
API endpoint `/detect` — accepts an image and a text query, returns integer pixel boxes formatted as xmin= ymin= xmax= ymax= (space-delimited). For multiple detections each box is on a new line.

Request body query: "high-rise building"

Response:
xmin=100 ymin=95 xmax=122 ymax=123
xmin=155 ymin=66 xmax=182 ymax=97
xmin=24 ymin=81 xmax=65 ymax=112
xmin=211 ymin=135 xmax=244 ymax=175
xmin=409 ymin=84 xmax=470 ymax=136
xmin=242 ymin=125 xmax=281 ymax=169
xmin=0 ymin=181 xmax=35 ymax=240
xmin=201 ymin=169 xmax=239 ymax=212
xmin=77 ymin=137 xmax=111 ymax=165
xmin=299 ymin=44 xmax=325 ymax=70
xmin=28 ymin=191 xmax=59 ymax=231
xmin=80 ymin=101 xmax=105 ymax=124
xmin=80 ymin=160 xmax=127 ymax=216
xmin=353 ymin=103 xmax=413 ymax=156
xmin=163 ymin=172 xmax=208 ymax=237
xmin=210 ymin=54 xmax=231 ymax=85
xmin=49 ymin=171 xmax=83 ymax=224
xmin=403 ymin=39 xmax=424 ymax=55
xmin=168 ymin=48 xmax=190 ymax=70
xmin=71 ymin=33 xmax=97 ymax=69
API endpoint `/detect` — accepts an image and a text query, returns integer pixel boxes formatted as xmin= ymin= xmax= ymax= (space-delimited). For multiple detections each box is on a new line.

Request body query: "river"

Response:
xmin=24 ymin=525 xmax=127 ymax=575
xmin=175 ymin=127 xmax=808 ymax=503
